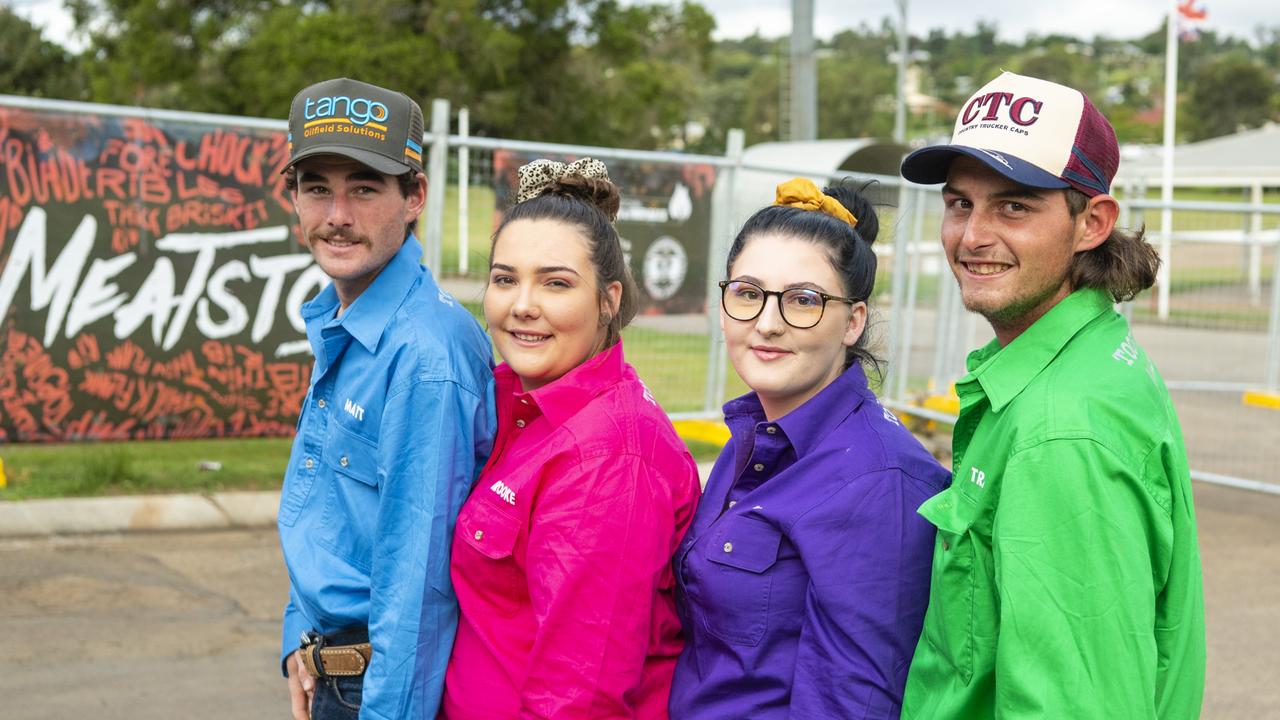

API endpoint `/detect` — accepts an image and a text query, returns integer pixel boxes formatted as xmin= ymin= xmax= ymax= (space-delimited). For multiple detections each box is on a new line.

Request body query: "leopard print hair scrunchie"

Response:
xmin=516 ymin=157 xmax=611 ymax=203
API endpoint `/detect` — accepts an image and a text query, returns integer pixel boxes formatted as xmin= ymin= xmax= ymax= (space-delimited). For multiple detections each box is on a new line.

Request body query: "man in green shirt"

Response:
xmin=898 ymin=71 xmax=1206 ymax=718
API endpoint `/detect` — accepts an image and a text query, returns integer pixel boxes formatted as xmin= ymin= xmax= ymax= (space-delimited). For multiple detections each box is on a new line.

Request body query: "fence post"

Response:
xmin=886 ymin=179 xmax=912 ymax=401
xmin=1249 ymin=180 xmax=1263 ymax=305
xmin=894 ymin=186 xmax=927 ymax=401
xmin=424 ymin=98 xmax=450 ymax=272
xmin=703 ymin=129 xmax=745 ymax=417
xmin=457 ymin=108 xmax=470 ymax=275
xmin=1118 ymin=198 xmax=1135 ymax=322
xmin=1158 ymin=203 xmax=1172 ymax=320
xmin=1266 ymin=234 xmax=1280 ymax=391
xmin=931 ymin=229 xmax=956 ymax=391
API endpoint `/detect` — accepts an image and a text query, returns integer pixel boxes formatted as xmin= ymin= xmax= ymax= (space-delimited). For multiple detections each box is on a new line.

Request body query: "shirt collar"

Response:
xmin=301 ymin=235 xmax=426 ymax=354
xmin=961 ymin=287 xmax=1112 ymax=413
xmin=722 ymin=362 xmax=870 ymax=458
xmin=500 ymin=341 xmax=628 ymax=427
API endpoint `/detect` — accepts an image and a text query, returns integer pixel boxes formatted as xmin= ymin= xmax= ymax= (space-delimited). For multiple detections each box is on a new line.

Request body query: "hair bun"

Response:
xmin=547 ymin=175 xmax=621 ymax=222
xmin=824 ymin=182 xmax=880 ymax=246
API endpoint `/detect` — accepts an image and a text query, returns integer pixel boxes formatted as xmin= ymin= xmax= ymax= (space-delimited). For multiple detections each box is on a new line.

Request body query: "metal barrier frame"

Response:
xmin=4 ymin=93 xmax=1271 ymax=493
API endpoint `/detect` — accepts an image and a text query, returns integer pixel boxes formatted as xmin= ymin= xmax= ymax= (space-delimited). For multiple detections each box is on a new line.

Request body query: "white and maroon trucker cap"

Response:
xmin=901 ymin=71 xmax=1119 ymax=198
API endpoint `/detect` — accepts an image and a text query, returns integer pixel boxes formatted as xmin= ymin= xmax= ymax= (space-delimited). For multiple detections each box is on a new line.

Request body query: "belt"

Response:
xmin=298 ymin=630 xmax=372 ymax=678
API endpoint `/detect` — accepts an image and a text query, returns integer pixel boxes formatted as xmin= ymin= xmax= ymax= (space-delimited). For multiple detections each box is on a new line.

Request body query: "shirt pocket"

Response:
xmin=916 ymin=489 xmax=981 ymax=683
xmin=700 ymin=515 xmax=783 ymax=647
xmin=454 ymin=493 xmax=524 ymax=597
xmin=317 ymin=422 xmax=381 ymax=575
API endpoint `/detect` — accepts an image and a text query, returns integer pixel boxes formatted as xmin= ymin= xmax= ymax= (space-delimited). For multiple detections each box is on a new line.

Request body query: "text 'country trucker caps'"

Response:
xmin=900 ymin=71 xmax=1118 ymax=197
xmin=285 ymin=77 xmax=424 ymax=176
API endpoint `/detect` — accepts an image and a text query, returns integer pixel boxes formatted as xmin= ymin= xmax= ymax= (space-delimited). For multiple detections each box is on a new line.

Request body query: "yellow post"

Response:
xmin=0 ymin=457 xmax=7 ymax=488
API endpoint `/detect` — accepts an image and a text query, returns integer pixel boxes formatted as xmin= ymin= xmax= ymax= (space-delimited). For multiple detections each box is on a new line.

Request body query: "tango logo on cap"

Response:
xmin=304 ymin=95 xmax=390 ymax=129
xmin=285 ymin=77 xmax=425 ymax=176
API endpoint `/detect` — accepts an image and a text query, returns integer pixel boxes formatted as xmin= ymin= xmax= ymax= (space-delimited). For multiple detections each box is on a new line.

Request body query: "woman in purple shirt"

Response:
xmin=669 ymin=179 xmax=950 ymax=718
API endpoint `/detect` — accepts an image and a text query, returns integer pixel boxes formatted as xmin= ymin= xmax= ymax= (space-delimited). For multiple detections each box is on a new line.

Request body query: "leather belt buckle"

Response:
xmin=298 ymin=631 xmax=371 ymax=679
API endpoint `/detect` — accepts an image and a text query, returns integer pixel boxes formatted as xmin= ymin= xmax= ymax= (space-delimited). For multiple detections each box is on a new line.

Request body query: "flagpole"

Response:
xmin=1159 ymin=0 xmax=1178 ymax=320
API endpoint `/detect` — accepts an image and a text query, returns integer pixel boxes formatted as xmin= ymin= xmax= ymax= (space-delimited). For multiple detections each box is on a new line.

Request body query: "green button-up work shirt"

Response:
xmin=902 ymin=288 xmax=1206 ymax=719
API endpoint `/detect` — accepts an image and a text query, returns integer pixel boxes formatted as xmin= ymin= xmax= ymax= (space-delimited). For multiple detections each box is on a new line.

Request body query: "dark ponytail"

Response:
xmin=1065 ymin=189 xmax=1160 ymax=302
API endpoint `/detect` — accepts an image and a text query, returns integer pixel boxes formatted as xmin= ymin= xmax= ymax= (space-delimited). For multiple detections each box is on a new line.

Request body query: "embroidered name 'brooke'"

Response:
xmin=490 ymin=479 xmax=516 ymax=505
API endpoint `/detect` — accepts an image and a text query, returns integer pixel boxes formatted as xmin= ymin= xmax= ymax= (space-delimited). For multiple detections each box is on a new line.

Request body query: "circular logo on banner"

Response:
xmin=643 ymin=236 xmax=688 ymax=301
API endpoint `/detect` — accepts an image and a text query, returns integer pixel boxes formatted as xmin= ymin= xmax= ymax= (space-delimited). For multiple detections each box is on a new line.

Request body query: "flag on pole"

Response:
xmin=1177 ymin=0 xmax=1207 ymax=41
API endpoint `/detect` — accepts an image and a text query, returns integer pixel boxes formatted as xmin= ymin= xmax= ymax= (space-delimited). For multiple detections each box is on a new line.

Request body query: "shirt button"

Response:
xmin=520 ymin=398 xmax=529 ymax=405
xmin=753 ymin=463 xmax=764 ymax=472
xmin=728 ymin=500 xmax=737 ymax=508
xmin=304 ymin=458 xmax=314 ymax=469
xmin=515 ymin=419 xmax=526 ymax=428
xmin=942 ymin=540 xmax=951 ymax=551
xmin=765 ymin=426 xmax=776 ymax=434
xmin=474 ymin=530 xmax=484 ymax=541
xmin=340 ymin=456 xmax=349 ymax=467
xmin=317 ymin=399 xmax=326 ymax=409
xmin=723 ymin=542 xmax=733 ymax=553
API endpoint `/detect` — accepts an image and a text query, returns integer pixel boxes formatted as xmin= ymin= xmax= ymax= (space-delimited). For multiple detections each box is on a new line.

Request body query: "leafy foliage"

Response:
xmin=4 ymin=3 xmax=1279 ymax=148
xmin=0 ymin=7 xmax=85 ymax=99
xmin=1183 ymin=54 xmax=1278 ymax=140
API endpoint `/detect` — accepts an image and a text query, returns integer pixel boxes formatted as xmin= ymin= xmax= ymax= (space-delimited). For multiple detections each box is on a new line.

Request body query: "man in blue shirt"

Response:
xmin=276 ymin=77 xmax=496 ymax=720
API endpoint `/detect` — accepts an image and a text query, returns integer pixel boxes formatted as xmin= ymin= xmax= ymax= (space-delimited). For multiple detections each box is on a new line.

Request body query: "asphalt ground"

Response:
xmin=1 ymin=480 xmax=1276 ymax=719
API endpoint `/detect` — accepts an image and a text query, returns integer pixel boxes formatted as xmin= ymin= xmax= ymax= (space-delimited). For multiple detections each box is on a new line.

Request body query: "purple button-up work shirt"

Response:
xmin=669 ymin=364 xmax=950 ymax=719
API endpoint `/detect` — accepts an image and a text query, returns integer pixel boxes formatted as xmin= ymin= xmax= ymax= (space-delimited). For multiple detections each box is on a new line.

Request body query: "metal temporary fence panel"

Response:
xmin=1122 ymin=198 xmax=1280 ymax=491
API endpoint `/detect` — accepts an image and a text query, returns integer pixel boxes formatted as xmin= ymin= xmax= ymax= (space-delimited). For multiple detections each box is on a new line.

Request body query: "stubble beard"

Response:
xmin=962 ymin=271 xmax=1072 ymax=338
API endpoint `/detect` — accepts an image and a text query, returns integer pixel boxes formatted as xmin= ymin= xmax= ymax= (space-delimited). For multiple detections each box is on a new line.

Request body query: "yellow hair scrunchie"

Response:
xmin=773 ymin=177 xmax=858 ymax=229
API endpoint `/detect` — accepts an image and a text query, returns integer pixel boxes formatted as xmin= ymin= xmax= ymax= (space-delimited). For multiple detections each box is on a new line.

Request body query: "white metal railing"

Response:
xmin=419 ymin=99 xmax=1279 ymax=493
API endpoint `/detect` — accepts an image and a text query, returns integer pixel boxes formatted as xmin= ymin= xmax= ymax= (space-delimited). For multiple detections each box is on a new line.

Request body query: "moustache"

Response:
xmin=309 ymin=231 xmax=367 ymax=245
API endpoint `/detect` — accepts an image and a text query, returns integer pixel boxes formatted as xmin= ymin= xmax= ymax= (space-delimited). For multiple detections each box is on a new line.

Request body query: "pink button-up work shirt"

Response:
xmin=442 ymin=342 xmax=701 ymax=719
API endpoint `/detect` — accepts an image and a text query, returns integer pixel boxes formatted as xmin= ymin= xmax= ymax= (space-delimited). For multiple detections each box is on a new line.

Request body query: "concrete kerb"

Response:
xmin=0 ymin=491 xmax=281 ymax=538
xmin=0 ymin=461 xmax=720 ymax=538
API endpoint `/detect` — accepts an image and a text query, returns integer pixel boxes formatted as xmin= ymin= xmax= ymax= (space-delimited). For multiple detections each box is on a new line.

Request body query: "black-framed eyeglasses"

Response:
xmin=718 ymin=279 xmax=858 ymax=329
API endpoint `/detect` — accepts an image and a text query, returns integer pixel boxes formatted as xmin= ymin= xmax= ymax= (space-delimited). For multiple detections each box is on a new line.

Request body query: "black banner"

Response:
xmin=0 ymin=100 xmax=317 ymax=442
xmin=492 ymin=150 xmax=717 ymax=315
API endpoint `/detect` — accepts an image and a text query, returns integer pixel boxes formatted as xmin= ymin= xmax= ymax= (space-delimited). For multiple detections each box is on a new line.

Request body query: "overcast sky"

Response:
xmin=654 ymin=0 xmax=1275 ymax=44
xmin=8 ymin=0 xmax=1279 ymax=48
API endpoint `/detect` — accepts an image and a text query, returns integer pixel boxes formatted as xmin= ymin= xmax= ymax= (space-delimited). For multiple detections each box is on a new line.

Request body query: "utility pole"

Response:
xmin=894 ymin=0 xmax=909 ymax=143
xmin=790 ymin=0 xmax=817 ymax=141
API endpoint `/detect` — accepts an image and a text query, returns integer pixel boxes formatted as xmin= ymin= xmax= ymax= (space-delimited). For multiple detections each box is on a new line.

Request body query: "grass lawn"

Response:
xmin=0 ymin=431 xmax=727 ymax=500
xmin=0 ymin=437 xmax=294 ymax=500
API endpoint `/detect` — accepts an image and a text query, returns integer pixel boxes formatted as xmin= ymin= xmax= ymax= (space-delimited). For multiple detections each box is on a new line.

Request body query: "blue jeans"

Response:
xmin=311 ymin=675 xmax=362 ymax=720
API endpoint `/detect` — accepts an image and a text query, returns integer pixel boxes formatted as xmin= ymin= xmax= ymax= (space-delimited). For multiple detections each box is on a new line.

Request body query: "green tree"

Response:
xmin=0 ymin=7 xmax=85 ymax=99
xmin=579 ymin=0 xmax=716 ymax=148
xmin=1012 ymin=43 xmax=1103 ymax=100
xmin=816 ymin=25 xmax=896 ymax=139
xmin=1182 ymin=53 xmax=1278 ymax=140
xmin=68 ymin=0 xmax=269 ymax=109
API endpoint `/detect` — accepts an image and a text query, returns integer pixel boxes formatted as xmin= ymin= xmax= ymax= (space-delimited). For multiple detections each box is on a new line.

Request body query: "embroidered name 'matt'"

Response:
xmin=344 ymin=399 xmax=365 ymax=421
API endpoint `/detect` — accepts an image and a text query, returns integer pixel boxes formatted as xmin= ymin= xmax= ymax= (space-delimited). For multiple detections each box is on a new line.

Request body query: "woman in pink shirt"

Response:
xmin=441 ymin=158 xmax=702 ymax=719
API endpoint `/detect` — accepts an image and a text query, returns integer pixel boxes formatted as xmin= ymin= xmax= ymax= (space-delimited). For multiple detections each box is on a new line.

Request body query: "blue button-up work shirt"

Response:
xmin=278 ymin=236 xmax=496 ymax=720
xmin=670 ymin=364 xmax=950 ymax=718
